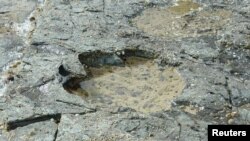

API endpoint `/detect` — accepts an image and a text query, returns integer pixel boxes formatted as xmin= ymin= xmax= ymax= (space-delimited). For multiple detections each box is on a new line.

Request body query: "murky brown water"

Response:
xmin=133 ymin=0 xmax=232 ymax=39
xmin=72 ymin=57 xmax=185 ymax=113
xmin=169 ymin=0 xmax=200 ymax=15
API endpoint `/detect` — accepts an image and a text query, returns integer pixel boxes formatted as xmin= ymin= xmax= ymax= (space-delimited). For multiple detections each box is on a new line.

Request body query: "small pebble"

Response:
xmin=228 ymin=119 xmax=234 ymax=124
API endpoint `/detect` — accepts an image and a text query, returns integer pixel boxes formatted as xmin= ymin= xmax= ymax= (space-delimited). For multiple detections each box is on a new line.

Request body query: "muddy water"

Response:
xmin=133 ymin=0 xmax=232 ymax=39
xmin=169 ymin=0 xmax=200 ymax=15
xmin=76 ymin=57 xmax=185 ymax=113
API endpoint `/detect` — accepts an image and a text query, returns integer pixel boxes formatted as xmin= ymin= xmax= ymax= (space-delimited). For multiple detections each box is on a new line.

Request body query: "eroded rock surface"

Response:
xmin=0 ymin=0 xmax=250 ymax=140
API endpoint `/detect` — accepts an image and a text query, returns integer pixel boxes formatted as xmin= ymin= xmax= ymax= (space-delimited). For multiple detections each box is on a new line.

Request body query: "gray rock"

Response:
xmin=181 ymin=39 xmax=219 ymax=60
xmin=175 ymin=63 xmax=230 ymax=123
xmin=4 ymin=120 xmax=58 ymax=141
xmin=228 ymin=78 xmax=250 ymax=106
xmin=56 ymin=111 xmax=180 ymax=141
xmin=0 ymin=0 xmax=250 ymax=140
xmin=234 ymin=106 xmax=250 ymax=124
xmin=0 ymin=0 xmax=37 ymax=22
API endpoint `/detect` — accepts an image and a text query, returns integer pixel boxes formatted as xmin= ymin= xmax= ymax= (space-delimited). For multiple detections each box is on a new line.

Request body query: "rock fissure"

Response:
xmin=55 ymin=99 xmax=96 ymax=112
xmin=53 ymin=116 xmax=61 ymax=141
xmin=225 ymin=77 xmax=233 ymax=107
xmin=6 ymin=114 xmax=61 ymax=131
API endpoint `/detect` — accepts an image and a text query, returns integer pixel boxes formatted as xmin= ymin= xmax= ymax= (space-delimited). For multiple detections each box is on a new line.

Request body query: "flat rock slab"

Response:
xmin=56 ymin=111 xmax=180 ymax=141
xmin=0 ymin=0 xmax=250 ymax=140
xmin=2 ymin=120 xmax=57 ymax=141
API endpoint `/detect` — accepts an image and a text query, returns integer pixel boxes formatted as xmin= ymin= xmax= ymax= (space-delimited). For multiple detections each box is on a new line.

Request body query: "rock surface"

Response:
xmin=0 ymin=0 xmax=250 ymax=140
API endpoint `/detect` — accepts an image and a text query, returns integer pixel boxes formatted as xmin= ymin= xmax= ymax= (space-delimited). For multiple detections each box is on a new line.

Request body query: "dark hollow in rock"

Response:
xmin=78 ymin=50 xmax=124 ymax=68
xmin=65 ymin=49 xmax=185 ymax=113
xmin=58 ymin=65 xmax=71 ymax=76
xmin=29 ymin=17 xmax=35 ymax=21
xmin=65 ymin=49 xmax=157 ymax=96
xmin=118 ymin=49 xmax=157 ymax=60
xmin=62 ymin=77 xmax=89 ymax=98
xmin=78 ymin=49 xmax=157 ymax=68
xmin=6 ymin=114 xmax=61 ymax=131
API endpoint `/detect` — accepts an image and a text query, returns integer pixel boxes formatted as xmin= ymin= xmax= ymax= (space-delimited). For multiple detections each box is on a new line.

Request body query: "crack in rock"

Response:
xmin=53 ymin=116 xmax=61 ymax=141
xmin=225 ymin=77 xmax=233 ymax=107
xmin=6 ymin=114 xmax=61 ymax=131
